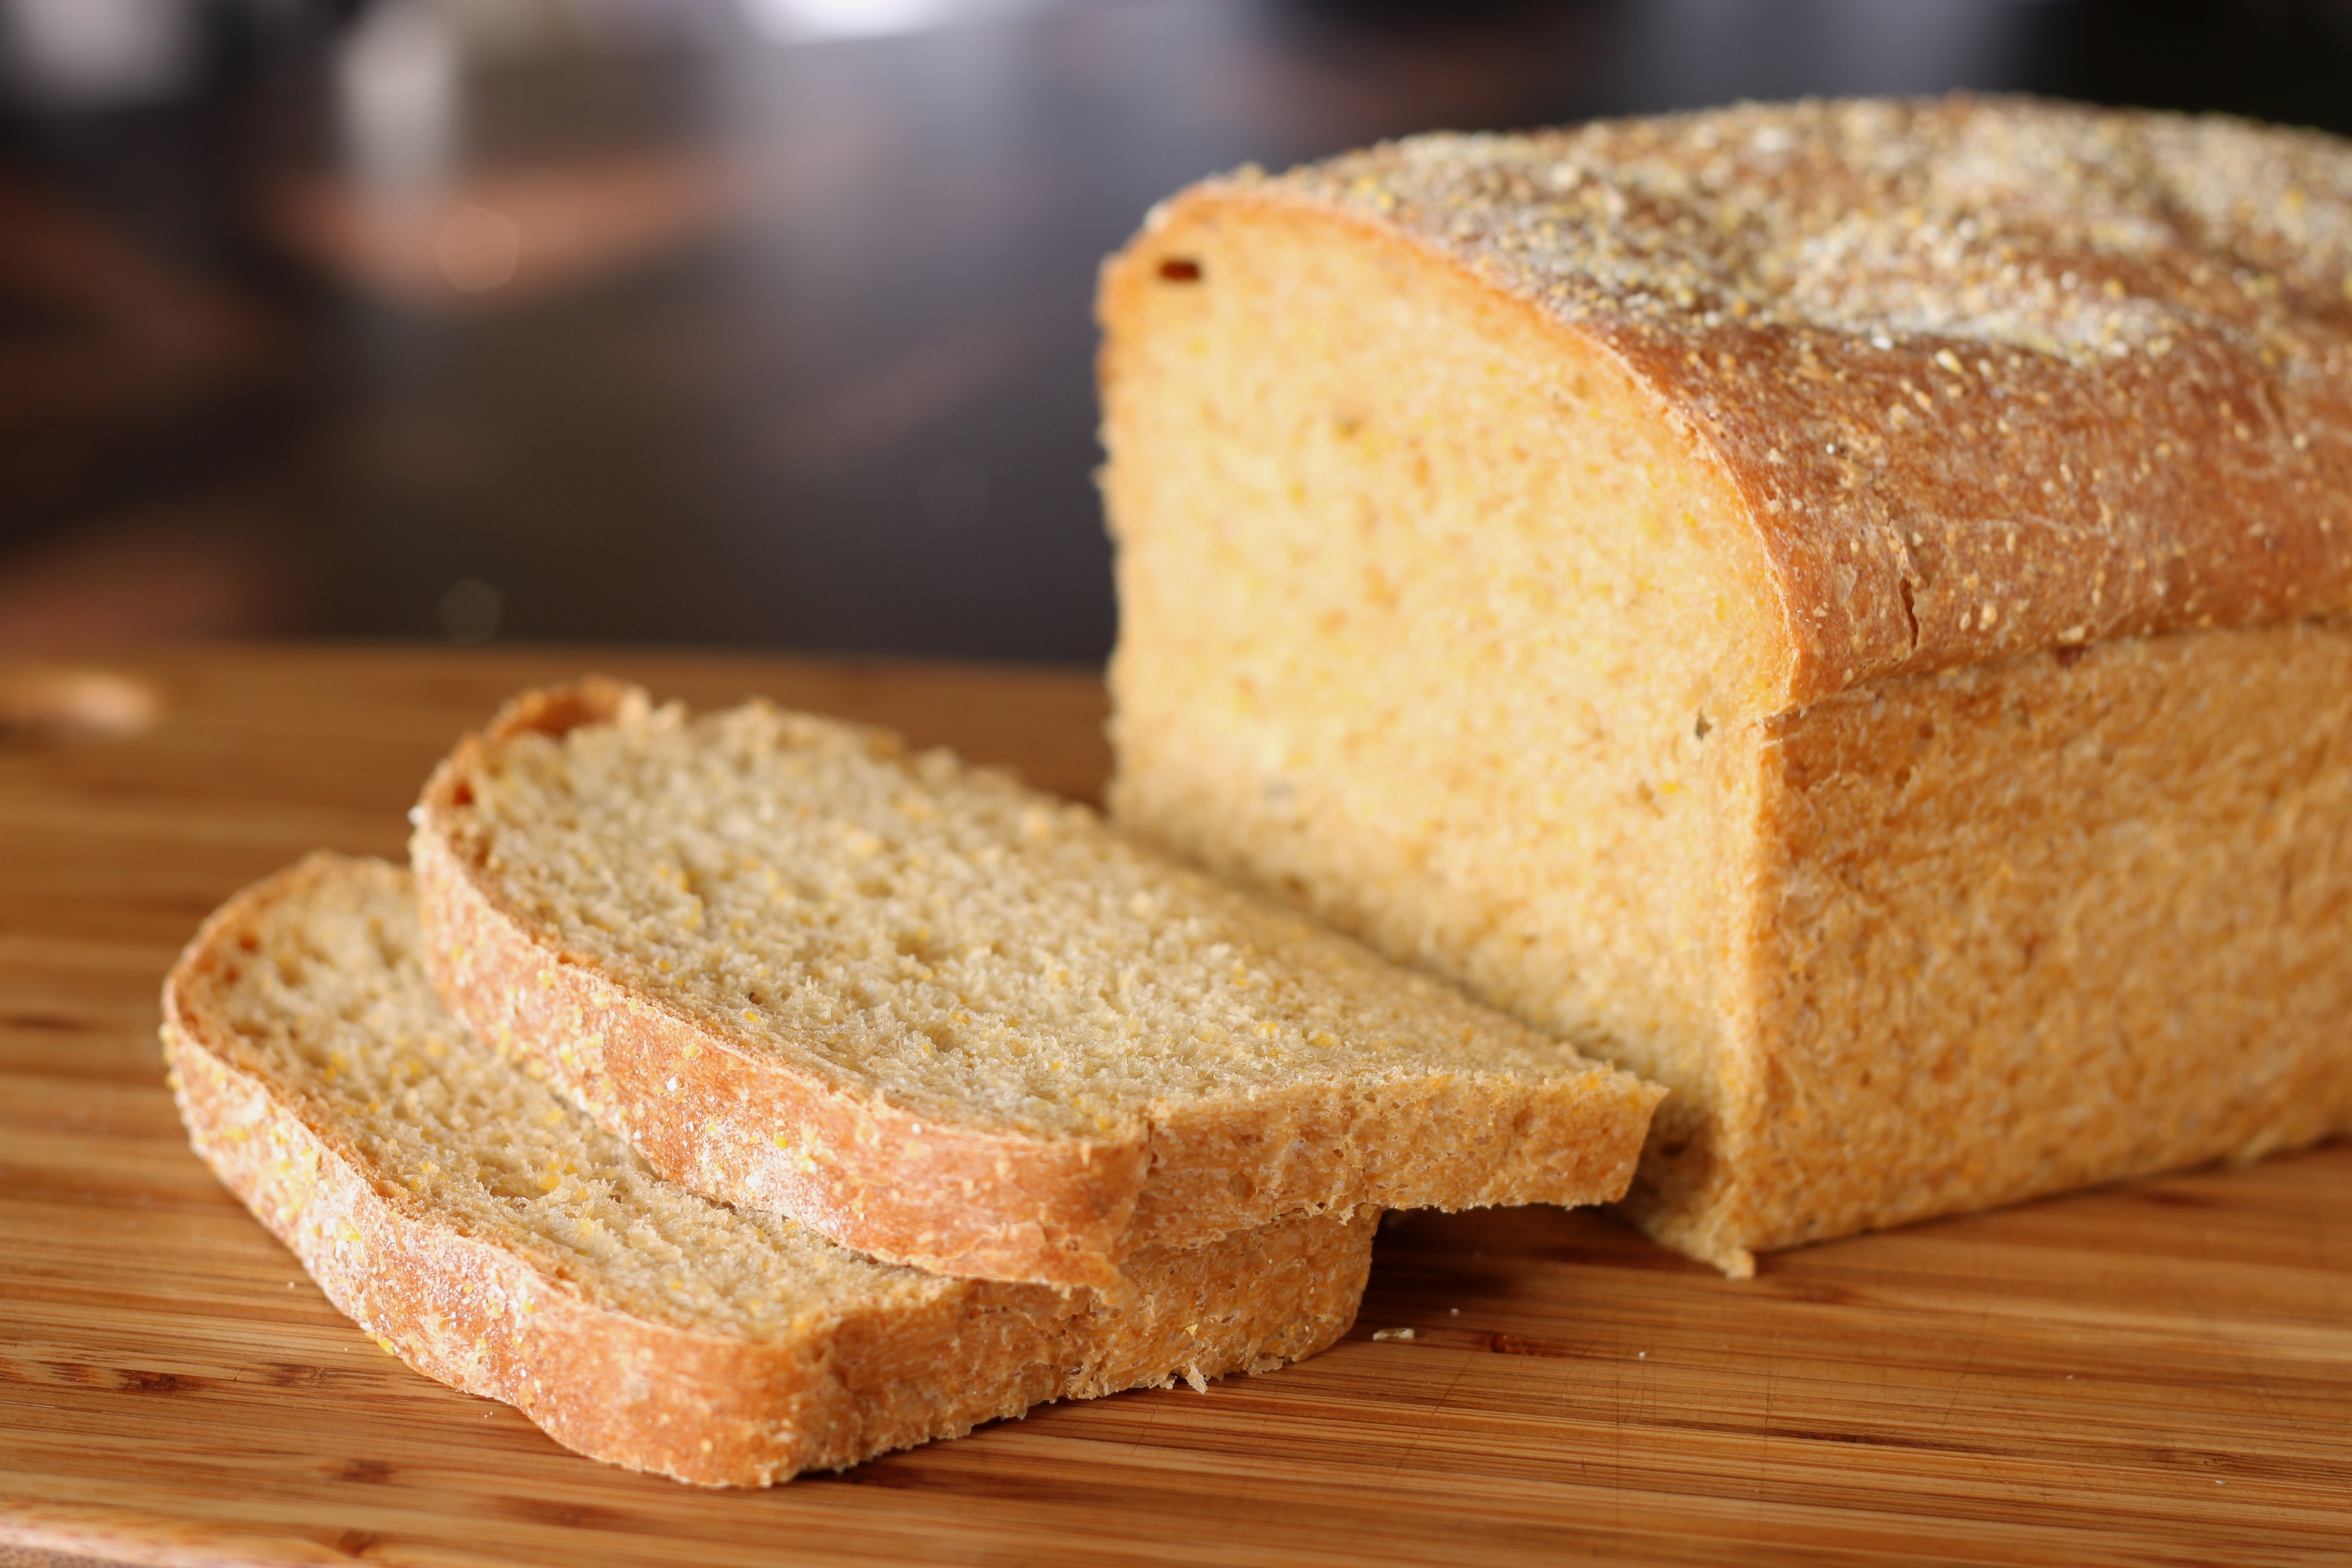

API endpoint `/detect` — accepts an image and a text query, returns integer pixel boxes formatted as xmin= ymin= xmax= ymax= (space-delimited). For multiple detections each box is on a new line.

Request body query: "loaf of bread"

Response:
xmin=411 ymin=680 xmax=1661 ymax=1294
xmin=162 ymin=854 xmax=1375 ymax=1486
xmin=1098 ymin=96 xmax=2352 ymax=1275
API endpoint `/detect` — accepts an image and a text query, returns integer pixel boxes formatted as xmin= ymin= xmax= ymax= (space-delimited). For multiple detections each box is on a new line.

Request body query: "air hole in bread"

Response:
xmin=1158 ymin=257 xmax=1202 ymax=283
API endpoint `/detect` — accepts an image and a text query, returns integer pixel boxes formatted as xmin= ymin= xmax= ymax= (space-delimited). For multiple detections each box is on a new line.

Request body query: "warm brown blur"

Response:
xmin=0 ymin=0 xmax=2346 ymax=661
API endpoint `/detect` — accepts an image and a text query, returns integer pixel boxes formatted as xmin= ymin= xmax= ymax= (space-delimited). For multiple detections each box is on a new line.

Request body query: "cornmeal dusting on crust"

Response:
xmin=1208 ymin=97 xmax=2352 ymax=700
xmin=1289 ymin=99 xmax=2352 ymax=357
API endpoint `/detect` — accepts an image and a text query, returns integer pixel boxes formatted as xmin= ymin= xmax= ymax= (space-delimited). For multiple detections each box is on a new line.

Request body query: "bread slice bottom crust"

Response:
xmin=163 ymin=855 xmax=1374 ymax=1486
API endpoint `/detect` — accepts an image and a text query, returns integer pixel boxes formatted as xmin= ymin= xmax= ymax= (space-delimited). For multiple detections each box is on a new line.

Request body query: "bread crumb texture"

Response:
xmin=162 ymin=855 xmax=1375 ymax=1485
xmin=450 ymin=692 xmax=1595 ymax=1128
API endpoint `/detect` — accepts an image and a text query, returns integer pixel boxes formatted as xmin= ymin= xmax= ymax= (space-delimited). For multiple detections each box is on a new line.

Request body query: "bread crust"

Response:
xmin=1096 ymin=98 xmax=2352 ymax=1276
xmin=412 ymin=683 xmax=1661 ymax=1293
xmin=1135 ymin=97 xmax=2352 ymax=706
xmin=163 ymin=855 xmax=1376 ymax=1486
xmin=1671 ymin=617 xmax=2352 ymax=1270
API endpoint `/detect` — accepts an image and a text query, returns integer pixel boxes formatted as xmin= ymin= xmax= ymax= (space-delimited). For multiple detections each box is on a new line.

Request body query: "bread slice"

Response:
xmin=1096 ymin=97 xmax=2352 ymax=1275
xmin=409 ymin=680 xmax=1662 ymax=1294
xmin=162 ymin=854 xmax=1375 ymax=1487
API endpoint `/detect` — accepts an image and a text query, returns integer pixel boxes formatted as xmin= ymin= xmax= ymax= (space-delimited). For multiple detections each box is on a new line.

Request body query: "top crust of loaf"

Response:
xmin=412 ymin=680 xmax=1663 ymax=1292
xmin=1114 ymin=96 xmax=2352 ymax=707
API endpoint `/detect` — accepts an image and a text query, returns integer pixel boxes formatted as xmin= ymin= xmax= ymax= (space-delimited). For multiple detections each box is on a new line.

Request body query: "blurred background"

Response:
xmin=1 ymin=0 xmax=2349 ymax=665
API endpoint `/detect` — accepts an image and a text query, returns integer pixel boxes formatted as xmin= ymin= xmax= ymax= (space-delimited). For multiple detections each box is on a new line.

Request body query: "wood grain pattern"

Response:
xmin=2 ymin=645 xmax=2348 ymax=1567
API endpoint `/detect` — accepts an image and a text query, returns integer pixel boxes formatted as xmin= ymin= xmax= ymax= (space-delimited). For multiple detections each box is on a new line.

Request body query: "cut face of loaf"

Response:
xmin=410 ymin=682 xmax=1662 ymax=1294
xmin=1098 ymin=98 xmax=2352 ymax=1275
xmin=162 ymin=855 xmax=1376 ymax=1487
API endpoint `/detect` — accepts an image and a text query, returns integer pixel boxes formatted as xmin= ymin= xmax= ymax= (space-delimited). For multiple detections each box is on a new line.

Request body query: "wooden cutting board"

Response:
xmin=3 ymin=645 xmax=2347 ymax=1568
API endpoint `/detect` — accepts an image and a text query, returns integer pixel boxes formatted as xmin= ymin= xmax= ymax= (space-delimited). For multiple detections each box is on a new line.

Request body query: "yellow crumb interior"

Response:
xmin=196 ymin=861 xmax=949 ymax=1338
xmin=1100 ymin=195 xmax=1789 ymax=1144
xmin=451 ymin=701 xmax=1604 ymax=1139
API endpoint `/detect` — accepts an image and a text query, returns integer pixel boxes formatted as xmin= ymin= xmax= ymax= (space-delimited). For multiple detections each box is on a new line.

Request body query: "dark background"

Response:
xmin=3 ymin=0 xmax=2350 ymax=664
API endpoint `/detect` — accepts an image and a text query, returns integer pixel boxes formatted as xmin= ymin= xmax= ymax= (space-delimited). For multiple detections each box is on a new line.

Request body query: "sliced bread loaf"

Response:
xmin=162 ymin=854 xmax=1375 ymax=1486
xmin=410 ymin=680 xmax=1662 ymax=1294
xmin=1096 ymin=98 xmax=2352 ymax=1274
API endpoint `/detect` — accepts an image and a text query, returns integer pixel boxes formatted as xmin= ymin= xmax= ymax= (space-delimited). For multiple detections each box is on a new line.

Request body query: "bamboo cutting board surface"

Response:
xmin=2 ymin=645 xmax=2348 ymax=1568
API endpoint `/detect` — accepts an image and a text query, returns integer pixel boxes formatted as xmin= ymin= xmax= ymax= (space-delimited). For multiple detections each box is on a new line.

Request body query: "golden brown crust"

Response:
xmin=162 ymin=855 xmax=1376 ymax=1486
xmin=1132 ymin=1070 xmax=1661 ymax=1241
xmin=1726 ymin=618 xmax=2352 ymax=1264
xmin=1151 ymin=97 xmax=2352 ymax=707
xmin=412 ymin=684 xmax=1662 ymax=1293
